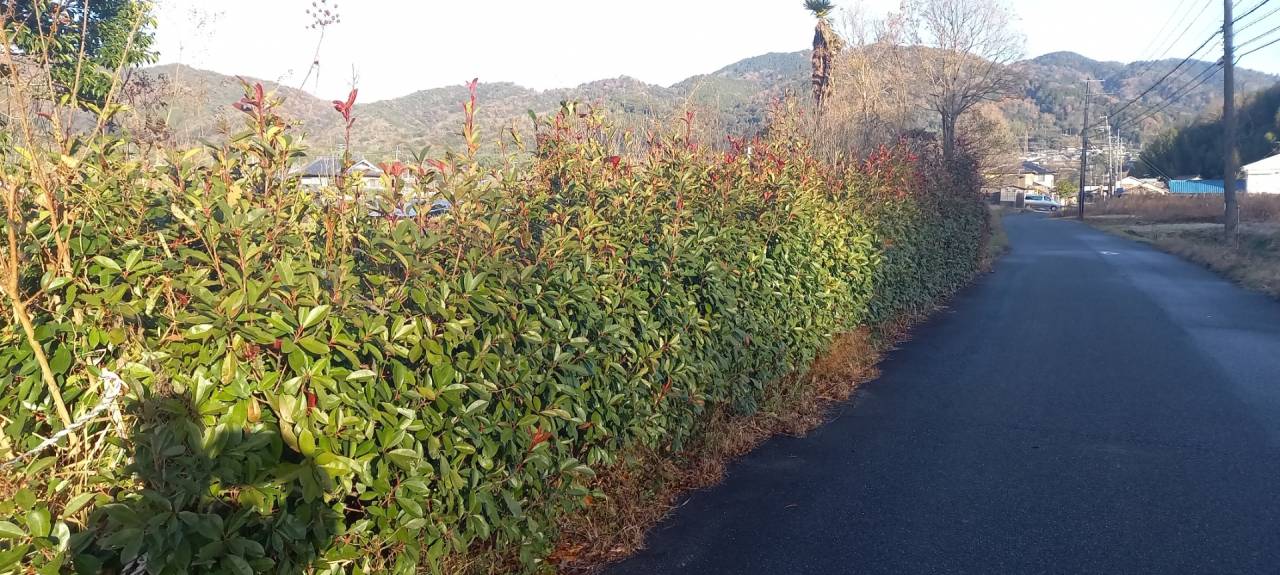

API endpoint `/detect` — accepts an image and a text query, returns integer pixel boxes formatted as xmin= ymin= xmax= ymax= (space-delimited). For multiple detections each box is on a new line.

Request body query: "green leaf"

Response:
xmin=92 ymin=255 xmax=122 ymax=273
xmin=0 ymin=521 xmax=25 ymax=539
xmin=49 ymin=346 xmax=71 ymax=376
xmin=297 ymin=337 xmax=329 ymax=355
xmin=387 ymin=448 xmax=420 ymax=470
xmin=347 ymin=369 xmax=376 ymax=382
xmin=185 ymin=324 xmax=215 ymax=339
xmin=44 ymin=276 xmax=71 ymax=292
xmin=62 ymin=492 xmax=96 ymax=517
xmin=298 ymin=428 xmax=317 ymax=456
xmin=463 ymin=399 xmax=488 ymax=415
xmin=541 ymin=408 xmax=573 ymax=420
xmin=26 ymin=508 xmax=50 ymax=538
xmin=223 ymin=555 xmax=253 ymax=575
xmin=300 ymin=305 xmax=330 ymax=330
xmin=431 ymin=363 xmax=454 ymax=388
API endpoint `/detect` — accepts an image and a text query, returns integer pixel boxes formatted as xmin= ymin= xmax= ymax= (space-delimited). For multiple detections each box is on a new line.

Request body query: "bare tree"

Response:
xmin=908 ymin=0 xmax=1023 ymax=161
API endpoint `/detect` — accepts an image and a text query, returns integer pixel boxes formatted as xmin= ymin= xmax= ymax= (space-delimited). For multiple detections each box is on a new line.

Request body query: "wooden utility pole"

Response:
xmin=1224 ymin=0 xmax=1240 ymax=238
xmin=1079 ymin=81 xmax=1091 ymax=220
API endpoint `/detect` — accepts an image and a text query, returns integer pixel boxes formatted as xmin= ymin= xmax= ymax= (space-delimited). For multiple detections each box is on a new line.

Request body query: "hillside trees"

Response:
xmin=1135 ymin=84 xmax=1280 ymax=179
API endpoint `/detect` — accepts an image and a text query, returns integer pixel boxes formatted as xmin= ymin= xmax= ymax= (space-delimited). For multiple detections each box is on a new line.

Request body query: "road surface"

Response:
xmin=608 ymin=213 xmax=1280 ymax=574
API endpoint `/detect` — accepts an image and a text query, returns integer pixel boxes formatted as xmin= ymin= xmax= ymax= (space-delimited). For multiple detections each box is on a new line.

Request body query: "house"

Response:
xmin=984 ymin=160 xmax=1057 ymax=199
xmin=1116 ymin=176 xmax=1168 ymax=195
xmin=294 ymin=157 xmax=385 ymax=189
xmin=1167 ymin=179 xmax=1246 ymax=194
xmin=1018 ymin=161 xmax=1056 ymax=190
xmin=1242 ymin=153 xmax=1280 ymax=194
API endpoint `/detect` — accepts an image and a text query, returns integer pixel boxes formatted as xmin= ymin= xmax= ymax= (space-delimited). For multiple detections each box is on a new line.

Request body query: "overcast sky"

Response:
xmin=152 ymin=0 xmax=1280 ymax=102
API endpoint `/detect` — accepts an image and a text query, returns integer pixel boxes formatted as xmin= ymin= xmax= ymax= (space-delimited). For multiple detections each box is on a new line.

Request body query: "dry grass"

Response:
xmin=1084 ymin=194 xmax=1280 ymax=224
xmin=982 ymin=204 xmax=1012 ymax=271
xmin=1082 ymin=195 xmax=1280 ymax=299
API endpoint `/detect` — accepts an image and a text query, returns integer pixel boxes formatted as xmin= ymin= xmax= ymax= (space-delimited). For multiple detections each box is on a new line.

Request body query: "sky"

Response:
xmin=152 ymin=0 xmax=1280 ymax=103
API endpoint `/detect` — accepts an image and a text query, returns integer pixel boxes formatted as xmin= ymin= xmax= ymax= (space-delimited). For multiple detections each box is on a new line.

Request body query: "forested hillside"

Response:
xmin=1133 ymin=84 xmax=1280 ymax=179
xmin=135 ymin=50 xmax=1277 ymax=159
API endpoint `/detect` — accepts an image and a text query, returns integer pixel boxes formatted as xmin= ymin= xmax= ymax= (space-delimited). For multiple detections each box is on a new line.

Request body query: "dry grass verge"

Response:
xmin=1084 ymin=194 xmax=1280 ymax=224
xmin=983 ymin=205 xmax=1013 ymax=271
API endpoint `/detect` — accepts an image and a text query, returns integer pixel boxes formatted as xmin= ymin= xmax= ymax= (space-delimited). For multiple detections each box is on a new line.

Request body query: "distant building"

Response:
xmin=1018 ymin=161 xmax=1056 ymax=190
xmin=1167 ymin=179 xmax=1245 ymax=194
xmin=1116 ymin=176 xmax=1168 ymax=195
xmin=294 ymin=157 xmax=385 ymax=189
xmin=1242 ymin=154 xmax=1280 ymax=194
xmin=985 ymin=161 xmax=1057 ymax=198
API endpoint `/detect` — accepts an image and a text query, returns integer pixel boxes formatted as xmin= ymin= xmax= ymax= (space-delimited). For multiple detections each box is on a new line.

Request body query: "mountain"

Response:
xmin=1009 ymin=52 xmax=1278 ymax=149
xmin=136 ymin=51 xmax=1279 ymax=159
xmin=140 ymin=52 xmax=808 ymax=158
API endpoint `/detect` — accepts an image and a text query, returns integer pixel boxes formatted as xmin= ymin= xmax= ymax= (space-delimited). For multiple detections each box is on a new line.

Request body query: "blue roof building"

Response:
xmin=1167 ymin=179 xmax=1246 ymax=194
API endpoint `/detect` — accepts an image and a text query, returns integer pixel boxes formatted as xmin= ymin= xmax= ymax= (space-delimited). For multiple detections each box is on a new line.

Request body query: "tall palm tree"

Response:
xmin=805 ymin=0 xmax=842 ymax=112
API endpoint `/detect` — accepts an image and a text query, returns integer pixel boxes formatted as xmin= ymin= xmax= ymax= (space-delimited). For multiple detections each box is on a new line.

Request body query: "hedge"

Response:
xmin=0 ymin=86 xmax=987 ymax=574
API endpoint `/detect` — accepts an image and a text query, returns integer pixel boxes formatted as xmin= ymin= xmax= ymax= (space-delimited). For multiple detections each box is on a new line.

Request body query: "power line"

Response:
xmin=1236 ymin=1 xmax=1280 ymax=31
xmin=1114 ymin=61 xmax=1224 ymax=132
xmin=1234 ymin=0 xmax=1274 ymax=23
xmin=1237 ymin=21 xmax=1280 ymax=48
xmin=1113 ymin=40 xmax=1223 ymax=127
xmin=1238 ymin=31 xmax=1280 ymax=57
xmin=1118 ymin=8 xmax=1280 ymax=133
xmin=1135 ymin=152 xmax=1176 ymax=181
xmin=1114 ymin=0 xmax=1196 ymax=82
xmin=1109 ymin=30 xmax=1223 ymax=122
xmin=1125 ymin=0 xmax=1218 ymax=82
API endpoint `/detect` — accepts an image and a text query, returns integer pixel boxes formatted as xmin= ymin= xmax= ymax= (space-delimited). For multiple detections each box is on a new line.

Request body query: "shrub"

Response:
xmin=0 ymin=85 xmax=986 ymax=574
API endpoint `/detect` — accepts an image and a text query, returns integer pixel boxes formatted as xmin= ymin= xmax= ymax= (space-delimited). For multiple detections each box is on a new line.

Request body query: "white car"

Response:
xmin=1024 ymin=194 xmax=1062 ymax=212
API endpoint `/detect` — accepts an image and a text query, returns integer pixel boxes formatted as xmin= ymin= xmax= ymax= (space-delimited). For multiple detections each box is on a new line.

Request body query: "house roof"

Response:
xmin=1168 ymin=179 xmax=1244 ymax=194
xmin=1242 ymin=153 xmax=1280 ymax=173
xmin=1021 ymin=161 xmax=1055 ymax=176
xmin=296 ymin=157 xmax=384 ymax=178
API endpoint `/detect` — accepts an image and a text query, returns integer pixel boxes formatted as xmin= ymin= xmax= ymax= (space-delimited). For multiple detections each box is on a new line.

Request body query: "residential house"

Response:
xmin=983 ymin=160 xmax=1058 ymax=203
xmin=1115 ymin=176 xmax=1168 ymax=195
xmin=1242 ymin=153 xmax=1280 ymax=194
xmin=1018 ymin=161 xmax=1056 ymax=191
xmin=295 ymin=157 xmax=385 ymax=189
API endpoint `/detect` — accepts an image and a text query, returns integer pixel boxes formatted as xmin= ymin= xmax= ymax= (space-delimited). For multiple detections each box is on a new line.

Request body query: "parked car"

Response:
xmin=1024 ymin=194 xmax=1062 ymax=212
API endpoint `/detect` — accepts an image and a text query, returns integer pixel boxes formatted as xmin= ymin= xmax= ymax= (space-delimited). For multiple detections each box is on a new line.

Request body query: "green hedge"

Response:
xmin=0 ymin=91 xmax=986 ymax=573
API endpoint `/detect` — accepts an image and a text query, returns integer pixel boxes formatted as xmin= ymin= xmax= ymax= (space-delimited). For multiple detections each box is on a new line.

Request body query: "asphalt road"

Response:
xmin=608 ymin=213 xmax=1280 ymax=574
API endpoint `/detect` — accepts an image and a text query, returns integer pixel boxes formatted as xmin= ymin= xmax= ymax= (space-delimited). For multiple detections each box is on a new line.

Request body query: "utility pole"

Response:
xmin=1079 ymin=80 xmax=1091 ymax=220
xmin=1224 ymin=0 xmax=1240 ymax=239
xmin=1104 ymin=116 xmax=1116 ymax=198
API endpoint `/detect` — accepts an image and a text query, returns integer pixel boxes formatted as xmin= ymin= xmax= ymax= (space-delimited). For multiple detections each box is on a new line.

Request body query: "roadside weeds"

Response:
xmin=983 ymin=205 xmax=1013 ymax=271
